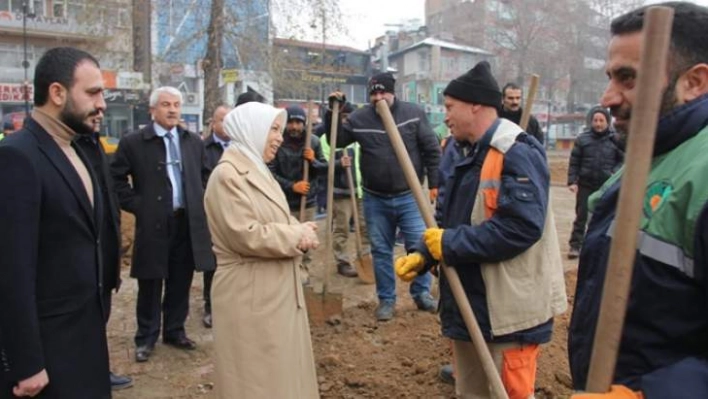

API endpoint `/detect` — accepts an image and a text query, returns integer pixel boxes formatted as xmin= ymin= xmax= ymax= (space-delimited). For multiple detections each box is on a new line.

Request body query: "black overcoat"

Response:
xmin=0 ymin=119 xmax=110 ymax=398
xmin=110 ymin=124 xmax=215 ymax=279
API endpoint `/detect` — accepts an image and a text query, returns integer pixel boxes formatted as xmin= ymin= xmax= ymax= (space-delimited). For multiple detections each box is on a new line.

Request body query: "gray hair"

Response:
xmin=149 ymin=86 xmax=183 ymax=107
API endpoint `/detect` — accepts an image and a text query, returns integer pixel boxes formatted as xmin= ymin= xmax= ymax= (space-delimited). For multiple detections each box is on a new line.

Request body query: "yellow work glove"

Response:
xmin=571 ymin=385 xmax=643 ymax=399
xmin=292 ymin=181 xmax=310 ymax=195
xmin=303 ymin=148 xmax=315 ymax=162
xmin=423 ymin=228 xmax=444 ymax=261
xmin=394 ymin=253 xmax=425 ymax=282
xmin=429 ymin=188 xmax=439 ymax=202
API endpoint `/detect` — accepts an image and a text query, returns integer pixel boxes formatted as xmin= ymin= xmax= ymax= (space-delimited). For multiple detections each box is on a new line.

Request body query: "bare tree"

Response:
xmin=202 ymin=0 xmax=225 ymax=126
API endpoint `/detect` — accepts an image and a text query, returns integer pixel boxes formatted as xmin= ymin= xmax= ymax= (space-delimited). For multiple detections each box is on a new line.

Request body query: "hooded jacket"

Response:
xmin=567 ymin=107 xmax=624 ymax=189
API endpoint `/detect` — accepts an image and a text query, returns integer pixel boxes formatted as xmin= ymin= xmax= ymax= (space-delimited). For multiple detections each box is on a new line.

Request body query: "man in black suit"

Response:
xmin=201 ymin=103 xmax=231 ymax=328
xmin=0 ymin=47 xmax=110 ymax=398
xmin=74 ymin=118 xmax=133 ymax=390
xmin=111 ymin=86 xmax=215 ymax=363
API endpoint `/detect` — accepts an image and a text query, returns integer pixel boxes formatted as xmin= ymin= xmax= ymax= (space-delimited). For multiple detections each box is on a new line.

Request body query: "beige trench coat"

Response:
xmin=204 ymin=148 xmax=319 ymax=399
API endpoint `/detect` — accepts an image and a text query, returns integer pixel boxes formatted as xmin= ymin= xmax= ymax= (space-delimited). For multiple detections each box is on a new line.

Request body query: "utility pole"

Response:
xmin=320 ymin=4 xmax=326 ymax=107
xmin=21 ymin=0 xmax=35 ymax=116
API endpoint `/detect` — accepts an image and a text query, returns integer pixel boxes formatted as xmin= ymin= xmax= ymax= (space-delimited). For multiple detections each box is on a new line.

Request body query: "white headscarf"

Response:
xmin=222 ymin=102 xmax=286 ymax=176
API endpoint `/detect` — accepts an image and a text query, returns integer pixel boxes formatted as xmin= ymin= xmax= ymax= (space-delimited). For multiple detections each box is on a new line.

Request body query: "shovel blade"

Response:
xmin=304 ymin=286 xmax=343 ymax=326
xmin=354 ymin=253 xmax=375 ymax=284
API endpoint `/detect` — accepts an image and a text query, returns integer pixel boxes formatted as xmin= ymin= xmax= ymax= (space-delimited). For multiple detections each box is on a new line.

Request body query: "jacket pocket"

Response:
xmin=501 ymin=344 xmax=540 ymax=399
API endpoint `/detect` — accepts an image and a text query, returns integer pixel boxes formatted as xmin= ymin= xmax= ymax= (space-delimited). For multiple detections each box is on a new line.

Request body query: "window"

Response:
xmin=32 ymin=0 xmax=45 ymax=16
xmin=67 ymin=0 xmax=84 ymax=18
xmin=417 ymin=51 xmax=428 ymax=73
xmin=117 ymin=8 xmax=129 ymax=28
xmin=0 ymin=0 xmax=25 ymax=13
xmin=53 ymin=0 xmax=66 ymax=17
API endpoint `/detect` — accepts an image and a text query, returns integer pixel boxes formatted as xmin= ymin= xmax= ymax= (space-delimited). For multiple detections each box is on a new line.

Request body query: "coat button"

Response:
xmin=157 ymin=195 xmax=163 ymax=201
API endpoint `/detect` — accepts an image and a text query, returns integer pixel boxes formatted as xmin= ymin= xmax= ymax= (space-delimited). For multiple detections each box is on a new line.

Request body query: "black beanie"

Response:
xmin=443 ymin=61 xmax=501 ymax=107
xmin=368 ymin=72 xmax=395 ymax=94
xmin=586 ymin=105 xmax=611 ymax=127
xmin=286 ymin=106 xmax=307 ymax=123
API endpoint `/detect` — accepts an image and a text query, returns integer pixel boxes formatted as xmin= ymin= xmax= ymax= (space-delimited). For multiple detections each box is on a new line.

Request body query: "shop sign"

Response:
xmin=103 ymin=89 xmax=146 ymax=105
xmin=0 ymin=83 xmax=33 ymax=103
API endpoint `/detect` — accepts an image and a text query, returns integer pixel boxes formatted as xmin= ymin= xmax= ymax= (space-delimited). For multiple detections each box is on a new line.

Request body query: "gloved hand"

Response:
xmin=394 ymin=253 xmax=425 ymax=282
xmin=571 ymin=385 xmax=643 ymax=399
xmin=293 ymin=181 xmax=310 ymax=195
xmin=303 ymin=148 xmax=315 ymax=162
xmin=328 ymin=91 xmax=347 ymax=109
xmin=429 ymin=188 xmax=439 ymax=202
xmin=423 ymin=228 xmax=444 ymax=261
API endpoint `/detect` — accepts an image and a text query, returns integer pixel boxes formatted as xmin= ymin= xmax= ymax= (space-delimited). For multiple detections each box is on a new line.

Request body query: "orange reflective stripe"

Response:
xmin=480 ymin=148 xmax=504 ymax=219
xmin=501 ymin=344 xmax=540 ymax=399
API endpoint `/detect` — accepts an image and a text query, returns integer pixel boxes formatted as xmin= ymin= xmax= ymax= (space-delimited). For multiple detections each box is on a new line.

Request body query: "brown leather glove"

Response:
xmin=303 ymin=148 xmax=315 ymax=162
xmin=293 ymin=181 xmax=310 ymax=195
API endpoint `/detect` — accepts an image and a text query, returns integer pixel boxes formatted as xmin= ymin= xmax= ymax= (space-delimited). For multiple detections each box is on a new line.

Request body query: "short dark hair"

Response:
xmin=235 ymin=91 xmax=265 ymax=107
xmin=611 ymin=2 xmax=708 ymax=78
xmin=502 ymin=83 xmax=521 ymax=98
xmin=34 ymin=47 xmax=100 ymax=106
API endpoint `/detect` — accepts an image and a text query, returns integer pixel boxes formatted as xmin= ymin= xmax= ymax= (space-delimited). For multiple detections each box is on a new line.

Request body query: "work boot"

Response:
xmin=110 ymin=372 xmax=133 ymax=391
xmin=414 ymin=293 xmax=437 ymax=313
xmin=438 ymin=364 xmax=455 ymax=385
xmin=375 ymin=301 xmax=395 ymax=321
xmin=567 ymin=247 xmax=580 ymax=259
xmin=337 ymin=262 xmax=358 ymax=278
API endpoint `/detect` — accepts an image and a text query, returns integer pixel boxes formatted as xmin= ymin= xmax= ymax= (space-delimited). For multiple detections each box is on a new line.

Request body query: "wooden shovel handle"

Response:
xmin=323 ymin=102 xmax=341 ymax=293
xmin=299 ymin=101 xmax=314 ymax=222
xmin=345 ymin=164 xmax=364 ymax=256
xmin=519 ymin=74 xmax=539 ymax=131
xmin=376 ymin=100 xmax=509 ymax=399
xmin=586 ymin=6 xmax=674 ymax=393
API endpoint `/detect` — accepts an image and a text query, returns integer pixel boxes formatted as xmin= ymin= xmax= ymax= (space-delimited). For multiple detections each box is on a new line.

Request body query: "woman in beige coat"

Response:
xmin=204 ymin=102 xmax=320 ymax=399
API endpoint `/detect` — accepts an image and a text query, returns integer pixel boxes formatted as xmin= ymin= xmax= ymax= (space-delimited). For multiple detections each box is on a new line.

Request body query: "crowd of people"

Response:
xmin=2 ymin=2 xmax=708 ymax=398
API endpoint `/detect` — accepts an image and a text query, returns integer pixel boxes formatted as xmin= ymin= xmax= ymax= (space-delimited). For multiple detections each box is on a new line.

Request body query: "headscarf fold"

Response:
xmin=222 ymin=102 xmax=286 ymax=176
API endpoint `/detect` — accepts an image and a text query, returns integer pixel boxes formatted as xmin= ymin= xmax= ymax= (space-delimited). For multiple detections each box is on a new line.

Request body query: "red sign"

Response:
xmin=0 ymin=84 xmax=33 ymax=103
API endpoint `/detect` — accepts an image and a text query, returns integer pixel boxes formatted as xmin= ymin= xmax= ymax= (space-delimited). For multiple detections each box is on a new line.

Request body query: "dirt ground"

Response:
xmin=110 ymin=150 xmax=576 ymax=398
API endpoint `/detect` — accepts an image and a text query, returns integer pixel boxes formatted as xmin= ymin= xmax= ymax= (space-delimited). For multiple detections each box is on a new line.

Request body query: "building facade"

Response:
xmin=0 ymin=0 xmax=139 ymax=135
xmin=272 ymin=37 xmax=371 ymax=119
xmin=387 ymin=37 xmax=494 ymax=127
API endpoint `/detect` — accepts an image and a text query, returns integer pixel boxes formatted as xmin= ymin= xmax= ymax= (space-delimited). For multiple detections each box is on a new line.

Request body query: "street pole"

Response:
xmin=321 ymin=6 xmax=326 ymax=108
xmin=21 ymin=0 xmax=34 ymax=116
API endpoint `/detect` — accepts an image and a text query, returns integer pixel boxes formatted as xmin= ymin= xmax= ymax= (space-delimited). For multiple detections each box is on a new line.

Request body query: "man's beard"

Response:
xmin=60 ymin=97 xmax=99 ymax=135
xmin=612 ymin=76 xmax=678 ymax=140
xmin=286 ymin=129 xmax=303 ymax=138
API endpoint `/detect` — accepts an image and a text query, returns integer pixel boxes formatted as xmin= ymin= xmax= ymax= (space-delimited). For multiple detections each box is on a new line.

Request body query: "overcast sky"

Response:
xmin=331 ymin=0 xmax=426 ymax=50
xmin=329 ymin=0 xmax=708 ymax=50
